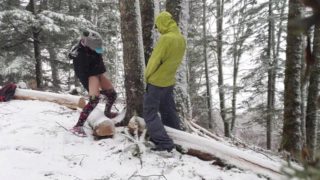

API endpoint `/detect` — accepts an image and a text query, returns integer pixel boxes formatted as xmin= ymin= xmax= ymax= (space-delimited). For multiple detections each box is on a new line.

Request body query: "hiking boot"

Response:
xmin=151 ymin=146 xmax=174 ymax=152
xmin=70 ymin=126 xmax=87 ymax=137
xmin=151 ymin=146 xmax=175 ymax=158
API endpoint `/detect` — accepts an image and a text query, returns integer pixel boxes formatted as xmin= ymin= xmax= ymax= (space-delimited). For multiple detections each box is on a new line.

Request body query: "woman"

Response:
xmin=69 ymin=30 xmax=117 ymax=137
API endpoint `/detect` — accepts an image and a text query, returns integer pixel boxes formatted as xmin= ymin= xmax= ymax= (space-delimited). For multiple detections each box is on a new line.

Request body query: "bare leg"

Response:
xmin=98 ymin=74 xmax=114 ymax=90
xmin=88 ymin=76 xmax=101 ymax=96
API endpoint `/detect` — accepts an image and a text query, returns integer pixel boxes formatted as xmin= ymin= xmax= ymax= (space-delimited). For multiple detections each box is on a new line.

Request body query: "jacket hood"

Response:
xmin=155 ymin=11 xmax=179 ymax=34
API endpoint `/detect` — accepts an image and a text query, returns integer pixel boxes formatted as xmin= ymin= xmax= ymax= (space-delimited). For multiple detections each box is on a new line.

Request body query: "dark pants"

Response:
xmin=143 ymin=84 xmax=181 ymax=150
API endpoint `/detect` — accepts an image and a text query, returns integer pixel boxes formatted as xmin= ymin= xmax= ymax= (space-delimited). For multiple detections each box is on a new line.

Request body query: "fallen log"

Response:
xmin=14 ymin=88 xmax=86 ymax=109
xmin=126 ymin=117 xmax=293 ymax=179
xmin=87 ymin=106 xmax=126 ymax=138
xmin=165 ymin=126 xmax=287 ymax=179
xmin=87 ymin=106 xmax=115 ymax=137
xmin=185 ymin=149 xmax=217 ymax=161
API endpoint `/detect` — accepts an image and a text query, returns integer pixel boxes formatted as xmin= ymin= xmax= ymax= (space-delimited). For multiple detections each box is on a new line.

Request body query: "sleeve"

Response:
xmin=68 ymin=43 xmax=80 ymax=59
xmin=144 ymin=36 xmax=167 ymax=82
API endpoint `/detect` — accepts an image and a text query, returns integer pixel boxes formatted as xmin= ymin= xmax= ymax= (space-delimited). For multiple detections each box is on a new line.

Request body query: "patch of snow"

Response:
xmin=0 ymin=100 xmax=270 ymax=180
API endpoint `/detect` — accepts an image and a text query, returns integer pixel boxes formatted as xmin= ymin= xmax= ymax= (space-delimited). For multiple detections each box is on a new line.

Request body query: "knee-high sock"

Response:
xmin=100 ymin=89 xmax=117 ymax=117
xmin=75 ymin=95 xmax=99 ymax=127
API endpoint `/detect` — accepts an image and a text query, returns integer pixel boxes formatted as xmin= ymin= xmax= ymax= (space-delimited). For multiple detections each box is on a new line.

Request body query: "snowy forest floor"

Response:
xmin=0 ymin=100 xmax=284 ymax=180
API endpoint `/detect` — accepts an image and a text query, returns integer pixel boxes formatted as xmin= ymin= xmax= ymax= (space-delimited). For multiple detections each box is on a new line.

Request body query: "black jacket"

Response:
xmin=69 ymin=42 xmax=106 ymax=91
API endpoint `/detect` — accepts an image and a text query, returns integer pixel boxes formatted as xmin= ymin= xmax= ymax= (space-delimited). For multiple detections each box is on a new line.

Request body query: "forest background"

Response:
xmin=0 ymin=0 xmax=319 ymax=162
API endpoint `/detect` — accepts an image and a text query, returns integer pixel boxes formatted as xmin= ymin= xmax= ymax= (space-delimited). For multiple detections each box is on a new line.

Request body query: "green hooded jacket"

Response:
xmin=144 ymin=11 xmax=186 ymax=87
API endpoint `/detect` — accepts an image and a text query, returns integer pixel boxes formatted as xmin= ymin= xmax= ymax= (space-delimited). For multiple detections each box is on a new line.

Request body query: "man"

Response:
xmin=144 ymin=11 xmax=186 ymax=152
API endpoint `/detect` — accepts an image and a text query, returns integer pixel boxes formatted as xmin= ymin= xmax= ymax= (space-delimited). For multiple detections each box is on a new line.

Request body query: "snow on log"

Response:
xmin=188 ymin=121 xmax=224 ymax=142
xmin=127 ymin=115 xmax=146 ymax=135
xmin=87 ymin=106 xmax=126 ymax=137
xmin=165 ymin=126 xmax=285 ymax=179
xmin=14 ymin=88 xmax=86 ymax=109
xmin=87 ymin=106 xmax=115 ymax=137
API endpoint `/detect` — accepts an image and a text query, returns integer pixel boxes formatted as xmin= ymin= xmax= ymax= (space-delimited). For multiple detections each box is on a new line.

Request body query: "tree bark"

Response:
xmin=266 ymin=0 xmax=275 ymax=150
xmin=306 ymin=22 xmax=320 ymax=160
xmin=281 ymin=0 xmax=304 ymax=158
xmin=216 ymin=0 xmax=229 ymax=137
xmin=231 ymin=45 xmax=239 ymax=132
xmin=139 ymin=0 xmax=154 ymax=66
xmin=33 ymin=30 xmax=43 ymax=89
xmin=26 ymin=0 xmax=43 ymax=89
xmin=202 ymin=0 xmax=213 ymax=129
xmin=166 ymin=0 xmax=192 ymax=129
xmin=274 ymin=0 xmax=287 ymax=147
xmin=165 ymin=0 xmax=182 ymax=23
xmin=48 ymin=46 xmax=61 ymax=92
xmin=119 ymin=0 xmax=145 ymax=125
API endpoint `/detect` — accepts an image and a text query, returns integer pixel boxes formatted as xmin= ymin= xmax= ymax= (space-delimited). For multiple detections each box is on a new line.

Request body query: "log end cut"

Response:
xmin=92 ymin=120 xmax=115 ymax=137
xmin=127 ymin=115 xmax=146 ymax=135
xmin=78 ymin=97 xmax=86 ymax=109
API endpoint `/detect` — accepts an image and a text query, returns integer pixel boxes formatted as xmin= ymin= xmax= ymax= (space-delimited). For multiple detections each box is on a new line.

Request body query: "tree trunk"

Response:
xmin=48 ymin=46 xmax=60 ymax=92
xmin=165 ymin=0 xmax=181 ymax=23
xmin=33 ymin=31 xmax=43 ymax=89
xmin=266 ymin=0 xmax=275 ymax=150
xmin=281 ymin=0 xmax=304 ymax=158
xmin=318 ymin=120 xmax=320 ymax=151
xmin=67 ymin=0 xmax=80 ymax=90
xmin=202 ymin=0 xmax=213 ymax=129
xmin=153 ymin=1 xmax=160 ymax=41
xmin=306 ymin=22 xmax=320 ymax=160
xmin=300 ymin=37 xmax=307 ymax=144
xmin=300 ymin=32 xmax=311 ymax=145
xmin=166 ymin=0 xmax=192 ymax=129
xmin=139 ymin=0 xmax=154 ymax=65
xmin=119 ymin=0 xmax=145 ymax=125
xmin=216 ymin=0 xmax=229 ymax=137
xmin=27 ymin=0 xmax=43 ymax=89
xmin=231 ymin=46 xmax=239 ymax=132
xmin=274 ymin=0 xmax=287 ymax=147
xmin=68 ymin=0 xmax=75 ymax=16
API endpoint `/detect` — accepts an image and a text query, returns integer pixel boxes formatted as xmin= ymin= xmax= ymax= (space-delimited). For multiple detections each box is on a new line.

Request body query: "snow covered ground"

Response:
xmin=0 ymin=100 xmax=278 ymax=180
